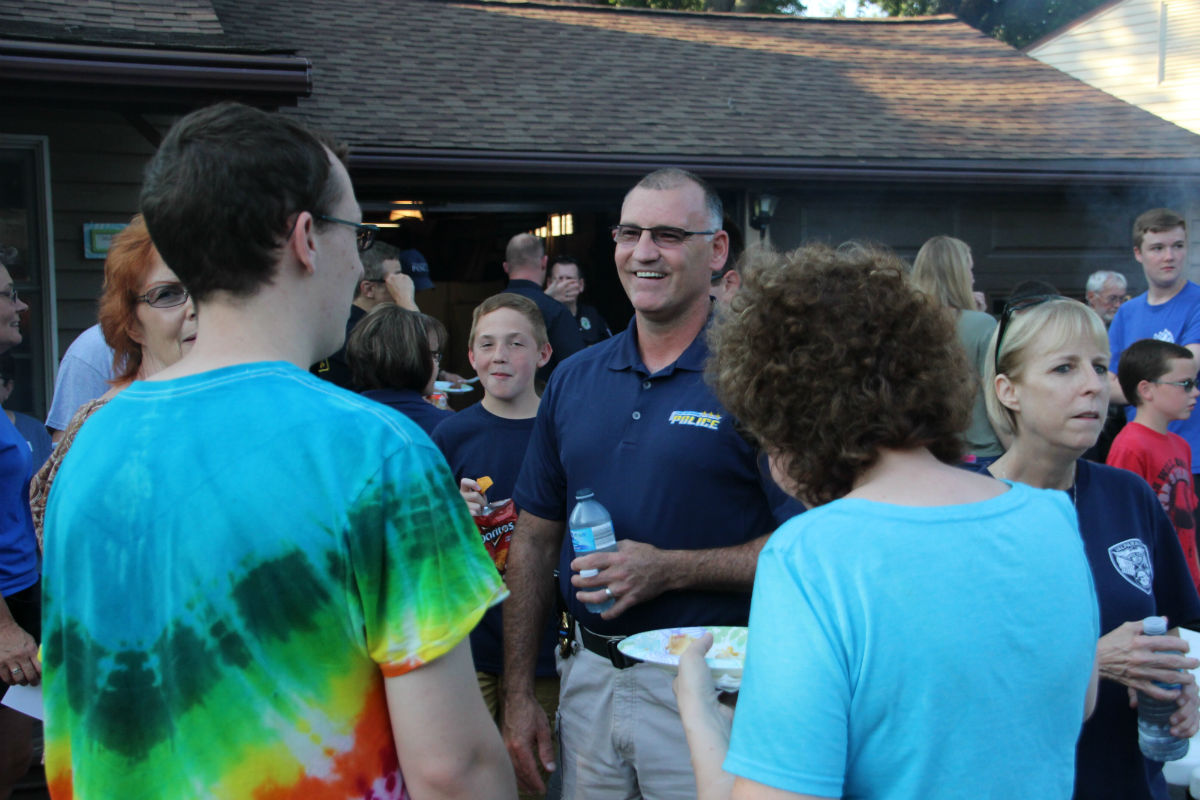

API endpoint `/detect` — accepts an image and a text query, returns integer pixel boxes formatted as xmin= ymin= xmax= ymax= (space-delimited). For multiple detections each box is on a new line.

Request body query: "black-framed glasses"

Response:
xmin=1154 ymin=378 xmax=1199 ymax=391
xmin=0 ymin=287 xmax=18 ymax=304
xmin=994 ymin=294 xmax=1060 ymax=373
xmin=315 ymin=214 xmax=378 ymax=253
xmin=611 ymin=224 xmax=717 ymax=247
xmin=135 ymin=283 xmax=190 ymax=309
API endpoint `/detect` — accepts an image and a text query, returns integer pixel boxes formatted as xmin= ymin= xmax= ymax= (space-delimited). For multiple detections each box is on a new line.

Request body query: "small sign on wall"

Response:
xmin=82 ymin=223 xmax=128 ymax=260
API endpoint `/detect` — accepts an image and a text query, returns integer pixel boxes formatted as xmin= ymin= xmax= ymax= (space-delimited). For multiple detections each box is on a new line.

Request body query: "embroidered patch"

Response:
xmin=581 ymin=317 xmax=592 ymax=330
xmin=1108 ymin=538 xmax=1153 ymax=595
xmin=668 ymin=410 xmax=722 ymax=430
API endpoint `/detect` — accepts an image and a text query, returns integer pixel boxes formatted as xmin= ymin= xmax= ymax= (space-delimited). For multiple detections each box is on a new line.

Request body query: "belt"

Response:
xmin=576 ymin=621 xmax=638 ymax=670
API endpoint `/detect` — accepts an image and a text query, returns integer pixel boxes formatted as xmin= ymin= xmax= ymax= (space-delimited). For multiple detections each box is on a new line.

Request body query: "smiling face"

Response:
xmin=128 ymin=255 xmax=197 ymax=377
xmin=615 ymin=183 xmax=728 ymax=325
xmin=1135 ymin=226 xmax=1188 ymax=292
xmin=0 ymin=267 xmax=27 ymax=354
xmin=1145 ymin=356 xmax=1200 ymax=422
xmin=469 ymin=307 xmax=551 ymax=404
xmin=998 ymin=332 xmax=1111 ymax=454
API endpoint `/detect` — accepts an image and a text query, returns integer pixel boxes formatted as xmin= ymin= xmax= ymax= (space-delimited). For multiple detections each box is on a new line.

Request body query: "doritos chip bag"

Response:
xmin=472 ymin=476 xmax=517 ymax=575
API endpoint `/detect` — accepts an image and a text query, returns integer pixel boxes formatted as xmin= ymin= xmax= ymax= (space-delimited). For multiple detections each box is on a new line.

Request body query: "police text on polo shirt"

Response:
xmin=668 ymin=410 xmax=722 ymax=430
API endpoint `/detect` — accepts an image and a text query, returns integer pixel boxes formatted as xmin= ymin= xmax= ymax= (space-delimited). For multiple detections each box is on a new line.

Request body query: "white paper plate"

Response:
xmin=434 ymin=380 xmax=473 ymax=394
xmin=617 ymin=626 xmax=747 ymax=691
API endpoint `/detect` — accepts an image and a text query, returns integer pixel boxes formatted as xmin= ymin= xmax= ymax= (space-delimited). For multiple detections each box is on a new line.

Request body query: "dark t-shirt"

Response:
xmin=432 ymin=403 xmax=558 ymax=676
xmin=361 ymin=388 xmax=452 ymax=437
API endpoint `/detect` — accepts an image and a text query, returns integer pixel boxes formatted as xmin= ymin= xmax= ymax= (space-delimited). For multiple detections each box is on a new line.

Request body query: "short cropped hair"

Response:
xmin=548 ymin=257 xmax=582 ymax=281
xmin=911 ymin=236 xmax=975 ymax=312
xmin=140 ymin=101 xmax=345 ymax=302
xmin=983 ymin=298 xmax=1108 ymax=441
xmin=1134 ymin=208 xmax=1187 ymax=250
xmin=707 ymin=243 xmax=972 ymax=506
xmin=360 ymin=241 xmax=401 ymax=283
xmin=506 ymin=234 xmax=544 ymax=270
xmin=96 ymin=215 xmax=164 ymax=384
xmin=1117 ymin=338 xmax=1194 ymax=407
xmin=1086 ymin=270 xmax=1127 ymax=294
xmin=630 ymin=168 xmax=723 ymax=231
xmin=468 ymin=293 xmax=549 ymax=349
xmin=346 ymin=304 xmax=434 ymax=392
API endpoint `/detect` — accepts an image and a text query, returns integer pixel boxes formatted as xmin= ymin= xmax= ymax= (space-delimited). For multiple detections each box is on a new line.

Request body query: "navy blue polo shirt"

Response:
xmin=514 ymin=319 xmax=801 ymax=637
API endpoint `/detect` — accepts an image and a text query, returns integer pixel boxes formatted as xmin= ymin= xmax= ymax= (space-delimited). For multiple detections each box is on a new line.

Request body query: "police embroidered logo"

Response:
xmin=581 ymin=317 xmax=592 ymax=330
xmin=1108 ymin=539 xmax=1154 ymax=595
xmin=668 ymin=410 xmax=722 ymax=430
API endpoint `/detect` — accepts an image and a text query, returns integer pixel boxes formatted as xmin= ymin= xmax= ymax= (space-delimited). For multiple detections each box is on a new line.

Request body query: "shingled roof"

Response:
xmin=202 ymin=0 xmax=1200 ymax=166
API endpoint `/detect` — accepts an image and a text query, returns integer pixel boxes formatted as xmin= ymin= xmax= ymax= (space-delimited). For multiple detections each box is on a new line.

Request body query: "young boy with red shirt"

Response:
xmin=1108 ymin=337 xmax=1200 ymax=588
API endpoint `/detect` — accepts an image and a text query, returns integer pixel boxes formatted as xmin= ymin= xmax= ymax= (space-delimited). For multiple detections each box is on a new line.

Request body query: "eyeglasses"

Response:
xmin=0 ymin=287 xmax=18 ymax=304
xmin=611 ymin=224 xmax=717 ymax=247
xmin=315 ymin=214 xmax=378 ymax=253
xmin=1154 ymin=378 xmax=1199 ymax=391
xmin=994 ymin=294 xmax=1060 ymax=373
xmin=135 ymin=283 xmax=190 ymax=309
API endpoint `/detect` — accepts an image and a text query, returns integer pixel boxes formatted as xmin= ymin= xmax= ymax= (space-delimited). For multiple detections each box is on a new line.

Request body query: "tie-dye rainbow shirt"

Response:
xmin=41 ymin=362 xmax=507 ymax=800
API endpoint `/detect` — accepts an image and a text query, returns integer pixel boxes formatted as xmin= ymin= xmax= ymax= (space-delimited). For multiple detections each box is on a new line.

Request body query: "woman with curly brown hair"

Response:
xmin=673 ymin=244 xmax=1099 ymax=800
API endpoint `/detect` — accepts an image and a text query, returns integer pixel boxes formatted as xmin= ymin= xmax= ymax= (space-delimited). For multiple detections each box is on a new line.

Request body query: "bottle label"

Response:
xmin=570 ymin=525 xmax=597 ymax=555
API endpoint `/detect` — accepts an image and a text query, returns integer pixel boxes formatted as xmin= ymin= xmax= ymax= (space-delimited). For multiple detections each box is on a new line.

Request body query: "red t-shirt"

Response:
xmin=1107 ymin=421 xmax=1200 ymax=589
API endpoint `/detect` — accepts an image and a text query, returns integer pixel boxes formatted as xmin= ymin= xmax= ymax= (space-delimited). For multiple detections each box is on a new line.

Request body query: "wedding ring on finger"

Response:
xmin=10 ymin=667 xmax=22 ymax=678
xmin=604 ymin=587 xmax=615 ymax=600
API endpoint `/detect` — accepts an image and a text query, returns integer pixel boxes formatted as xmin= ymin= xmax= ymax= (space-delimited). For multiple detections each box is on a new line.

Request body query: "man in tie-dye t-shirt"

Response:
xmin=41 ymin=103 xmax=516 ymax=800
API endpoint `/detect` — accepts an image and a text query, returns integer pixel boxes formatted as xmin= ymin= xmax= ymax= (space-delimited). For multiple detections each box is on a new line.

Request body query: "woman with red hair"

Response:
xmin=30 ymin=215 xmax=197 ymax=541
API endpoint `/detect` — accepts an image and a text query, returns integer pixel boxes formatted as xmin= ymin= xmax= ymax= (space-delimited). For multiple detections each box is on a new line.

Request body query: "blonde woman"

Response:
xmin=984 ymin=294 xmax=1200 ymax=800
xmin=911 ymin=235 xmax=1002 ymax=464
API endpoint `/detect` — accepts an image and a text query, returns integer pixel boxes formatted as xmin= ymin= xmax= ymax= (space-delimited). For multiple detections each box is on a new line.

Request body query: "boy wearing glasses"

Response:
xmin=1107 ymin=338 xmax=1200 ymax=589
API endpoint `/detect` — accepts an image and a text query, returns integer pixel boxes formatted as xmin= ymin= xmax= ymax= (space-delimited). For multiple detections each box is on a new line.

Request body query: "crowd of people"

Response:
xmin=0 ymin=100 xmax=1197 ymax=800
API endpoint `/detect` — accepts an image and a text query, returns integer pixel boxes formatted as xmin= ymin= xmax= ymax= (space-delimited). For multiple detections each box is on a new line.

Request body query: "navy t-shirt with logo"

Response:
xmin=514 ymin=318 xmax=802 ymax=637
xmin=1073 ymin=458 xmax=1200 ymax=800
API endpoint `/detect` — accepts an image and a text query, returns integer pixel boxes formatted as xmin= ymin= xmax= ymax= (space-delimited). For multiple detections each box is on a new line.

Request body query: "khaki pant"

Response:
xmin=554 ymin=640 xmax=698 ymax=800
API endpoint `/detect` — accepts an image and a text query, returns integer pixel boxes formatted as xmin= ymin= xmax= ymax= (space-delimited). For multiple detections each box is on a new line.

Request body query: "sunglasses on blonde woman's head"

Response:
xmin=993 ymin=294 xmax=1060 ymax=373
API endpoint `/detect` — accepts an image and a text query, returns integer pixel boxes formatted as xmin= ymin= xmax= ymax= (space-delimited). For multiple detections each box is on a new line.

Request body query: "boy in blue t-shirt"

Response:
xmin=431 ymin=293 xmax=559 ymax=788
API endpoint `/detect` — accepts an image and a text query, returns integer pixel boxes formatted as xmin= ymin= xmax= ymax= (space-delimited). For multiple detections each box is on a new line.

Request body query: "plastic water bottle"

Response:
xmin=568 ymin=489 xmax=618 ymax=614
xmin=1138 ymin=616 xmax=1190 ymax=762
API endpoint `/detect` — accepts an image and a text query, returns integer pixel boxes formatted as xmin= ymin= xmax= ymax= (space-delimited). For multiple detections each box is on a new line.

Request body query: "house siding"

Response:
xmin=1029 ymin=0 xmax=1200 ymax=134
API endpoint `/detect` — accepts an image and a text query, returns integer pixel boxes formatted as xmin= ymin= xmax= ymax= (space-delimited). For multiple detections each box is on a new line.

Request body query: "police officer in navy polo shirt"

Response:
xmin=501 ymin=168 xmax=800 ymax=799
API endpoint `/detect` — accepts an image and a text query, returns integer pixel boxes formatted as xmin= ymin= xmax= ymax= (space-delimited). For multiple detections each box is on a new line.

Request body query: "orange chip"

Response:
xmin=477 ymin=476 xmax=493 ymax=493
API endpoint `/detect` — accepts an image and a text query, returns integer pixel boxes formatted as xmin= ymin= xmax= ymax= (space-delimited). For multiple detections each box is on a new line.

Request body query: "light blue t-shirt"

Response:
xmin=1110 ymin=281 xmax=1200 ymax=468
xmin=724 ymin=482 xmax=1099 ymax=800
xmin=45 ymin=323 xmax=114 ymax=431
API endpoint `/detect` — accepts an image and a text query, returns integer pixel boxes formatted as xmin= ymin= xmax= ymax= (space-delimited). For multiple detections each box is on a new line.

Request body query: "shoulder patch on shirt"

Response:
xmin=668 ymin=410 xmax=722 ymax=430
xmin=1108 ymin=538 xmax=1154 ymax=595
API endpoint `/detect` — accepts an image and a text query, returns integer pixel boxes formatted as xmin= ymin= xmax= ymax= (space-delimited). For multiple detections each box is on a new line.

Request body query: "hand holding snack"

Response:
xmin=468 ymin=476 xmax=517 ymax=575
xmin=459 ymin=476 xmax=489 ymax=516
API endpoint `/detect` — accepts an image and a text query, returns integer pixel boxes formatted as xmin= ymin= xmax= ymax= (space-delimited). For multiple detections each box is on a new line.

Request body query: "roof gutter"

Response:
xmin=0 ymin=39 xmax=310 ymax=103
xmin=350 ymin=147 xmax=1200 ymax=187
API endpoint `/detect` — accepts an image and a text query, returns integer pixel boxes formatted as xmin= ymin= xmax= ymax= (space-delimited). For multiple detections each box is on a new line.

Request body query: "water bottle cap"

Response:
xmin=575 ymin=488 xmax=594 ymax=500
xmin=1144 ymin=616 xmax=1168 ymax=635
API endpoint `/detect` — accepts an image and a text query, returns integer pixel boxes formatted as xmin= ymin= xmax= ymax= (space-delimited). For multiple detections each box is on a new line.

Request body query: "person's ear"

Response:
xmin=1137 ymin=379 xmax=1155 ymax=404
xmin=537 ymin=341 xmax=552 ymax=368
xmin=288 ymin=211 xmax=318 ymax=275
xmin=468 ymin=347 xmax=477 ymax=371
xmin=994 ymin=372 xmax=1020 ymax=414
xmin=127 ymin=319 xmax=145 ymax=346
xmin=710 ymin=232 xmax=730 ymax=274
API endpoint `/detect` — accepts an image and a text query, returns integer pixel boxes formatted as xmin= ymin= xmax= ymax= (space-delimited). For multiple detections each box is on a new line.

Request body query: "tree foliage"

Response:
xmin=873 ymin=0 xmax=1110 ymax=48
